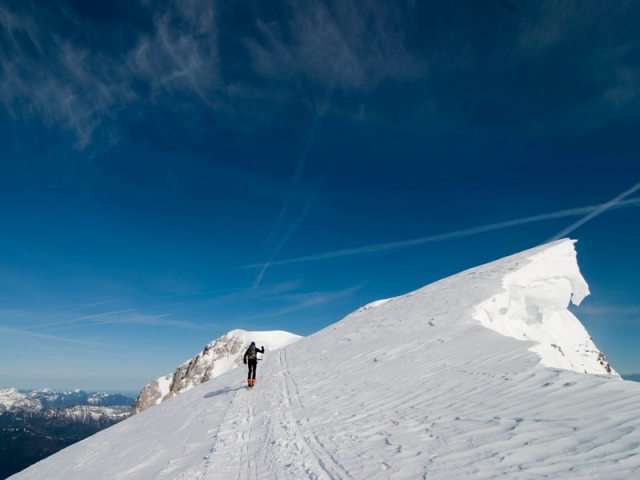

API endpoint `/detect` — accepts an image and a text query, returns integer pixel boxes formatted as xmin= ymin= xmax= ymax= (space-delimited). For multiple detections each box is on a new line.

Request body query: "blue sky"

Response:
xmin=1 ymin=0 xmax=639 ymax=392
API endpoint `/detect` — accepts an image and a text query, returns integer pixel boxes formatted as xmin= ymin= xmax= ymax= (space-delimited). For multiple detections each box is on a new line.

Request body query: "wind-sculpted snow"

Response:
xmin=11 ymin=239 xmax=640 ymax=479
xmin=473 ymin=240 xmax=615 ymax=375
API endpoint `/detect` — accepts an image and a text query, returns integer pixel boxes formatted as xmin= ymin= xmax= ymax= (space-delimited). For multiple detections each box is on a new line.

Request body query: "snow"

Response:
xmin=472 ymin=240 xmax=615 ymax=374
xmin=0 ymin=388 xmax=24 ymax=409
xmin=156 ymin=375 xmax=173 ymax=404
xmin=10 ymin=239 xmax=640 ymax=479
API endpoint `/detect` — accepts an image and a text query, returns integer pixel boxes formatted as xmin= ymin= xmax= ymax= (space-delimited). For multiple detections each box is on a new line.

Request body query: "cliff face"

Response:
xmin=170 ymin=336 xmax=245 ymax=393
xmin=131 ymin=329 xmax=302 ymax=415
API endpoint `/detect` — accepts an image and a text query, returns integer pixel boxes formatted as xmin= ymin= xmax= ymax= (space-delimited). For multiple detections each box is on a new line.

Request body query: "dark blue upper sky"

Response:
xmin=1 ymin=0 xmax=639 ymax=391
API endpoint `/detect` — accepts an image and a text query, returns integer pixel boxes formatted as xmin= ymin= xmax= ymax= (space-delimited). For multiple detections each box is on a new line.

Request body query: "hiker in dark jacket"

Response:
xmin=243 ymin=341 xmax=265 ymax=387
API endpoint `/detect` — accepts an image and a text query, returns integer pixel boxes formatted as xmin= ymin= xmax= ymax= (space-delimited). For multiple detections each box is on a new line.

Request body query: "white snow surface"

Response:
xmin=0 ymin=388 xmax=29 ymax=410
xmin=472 ymin=240 xmax=616 ymax=375
xmin=11 ymin=239 xmax=640 ymax=479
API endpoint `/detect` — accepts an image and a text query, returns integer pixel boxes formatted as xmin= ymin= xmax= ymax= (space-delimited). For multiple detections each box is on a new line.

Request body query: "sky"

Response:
xmin=0 ymin=0 xmax=639 ymax=392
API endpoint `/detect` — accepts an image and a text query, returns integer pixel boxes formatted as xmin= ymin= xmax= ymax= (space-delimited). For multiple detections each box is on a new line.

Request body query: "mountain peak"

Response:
xmin=130 ymin=329 xmax=302 ymax=415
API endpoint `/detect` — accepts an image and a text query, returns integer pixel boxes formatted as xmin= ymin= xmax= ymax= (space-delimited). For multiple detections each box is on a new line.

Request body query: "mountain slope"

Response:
xmin=131 ymin=330 xmax=302 ymax=415
xmin=11 ymin=239 xmax=640 ymax=479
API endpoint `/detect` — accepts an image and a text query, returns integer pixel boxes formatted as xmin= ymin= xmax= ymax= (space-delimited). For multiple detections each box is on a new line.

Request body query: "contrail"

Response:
xmin=21 ymin=299 xmax=208 ymax=332
xmin=233 ymin=283 xmax=364 ymax=322
xmin=254 ymin=118 xmax=322 ymax=287
xmin=0 ymin=326 xmax=107 ymax=346
xmin=253 ymin=177 xmax=326 ymax=287
xmin=243 ymin=197 xmax=640 ymax=269
xmin=260 ymin=117 xmax=321 ymax=252
xmin=547 ymin=181 xmax=640 ymax=241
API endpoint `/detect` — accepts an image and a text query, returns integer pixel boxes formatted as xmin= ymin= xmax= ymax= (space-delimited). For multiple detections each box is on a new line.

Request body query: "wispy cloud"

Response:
xmin=127 ymin=0 xmax=219 ymax=103
xmin=236 ymin=283 xmax=364 ymax=321
xmin=0 ymin=325 xmax=107 ymax=346
xmin=548 ymin=182 xmax=640 ymax=241
xmin=516 ymin=0 xmax=640 ymax=117
xmin=4 ymin=0 xmax=637 ymax=150
xmin=0 ymin=281 xmax=304 ymax=334
xmin=517 ymin=1 xmax=601 ymax=53
xmin=246 ymin=0 xmax=426 ymax=92
xmin=1 ymin=302 xmax=206 ymax=335
xmin=75 ymin=313 xmax=205 ymax=330
xmin=0 ymin=5 xmax=136 ymax=148
xmin=0 ymin=300 xmax=115 ymax=315
xmin=0 ymin=1 xmax=221 ymax=148
xmin=243 ymin=198 xmax=640 ymax=268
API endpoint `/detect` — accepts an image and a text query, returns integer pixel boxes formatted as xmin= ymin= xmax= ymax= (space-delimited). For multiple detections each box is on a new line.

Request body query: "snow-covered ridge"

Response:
xmin=473 ymin=240 xmax=615 ymax=375
xmin=12 ymin=239 xmax=640 ymax=480
xmin=0 ymin=388 xmax=28 ymax=410
xmin=348 ymin=297 xmax=395 ymax=316
xmin=130 ymin=329 xmax=302 ymax=415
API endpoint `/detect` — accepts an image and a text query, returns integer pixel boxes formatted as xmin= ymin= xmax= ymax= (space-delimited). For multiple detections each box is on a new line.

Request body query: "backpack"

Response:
xmin=247 ymin=345 xmax=257 ymax=360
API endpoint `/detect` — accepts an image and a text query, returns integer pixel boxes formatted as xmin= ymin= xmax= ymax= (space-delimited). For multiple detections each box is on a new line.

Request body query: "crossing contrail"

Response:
xmin=253 ymin=187 xmax=321 ymax=287
xmin=547 ymin=182 xmax=640 ymax=241
xmin=260 ymin=117 xmax=321 ymax=252
xmin=243 ymin=197 xmax=640 ymax=269
xmin=254 ymin=118 xmax=322 ymax=287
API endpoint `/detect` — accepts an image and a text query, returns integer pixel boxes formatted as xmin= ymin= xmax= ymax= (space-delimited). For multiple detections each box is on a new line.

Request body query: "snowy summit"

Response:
xmin=131 ymin=329 xmax=302 ymax=415
xmin=11 ymin=239 xmax=640 ymax=479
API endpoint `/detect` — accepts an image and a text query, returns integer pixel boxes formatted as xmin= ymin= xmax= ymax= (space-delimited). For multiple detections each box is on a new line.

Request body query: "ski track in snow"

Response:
xmin=159 ymin=346 xmax=356 ymax=480
xmin=273 ymin=347 xmax=354 ymax=480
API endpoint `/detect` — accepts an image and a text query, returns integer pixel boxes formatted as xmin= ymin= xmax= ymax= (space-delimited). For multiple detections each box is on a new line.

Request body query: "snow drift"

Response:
xmin=11 ymin=239 xmax=640 ymax=479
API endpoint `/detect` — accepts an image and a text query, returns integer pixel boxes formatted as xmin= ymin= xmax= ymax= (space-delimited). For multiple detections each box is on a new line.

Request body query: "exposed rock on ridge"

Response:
xmin=131 ymin=329 xmax=302 ymax=415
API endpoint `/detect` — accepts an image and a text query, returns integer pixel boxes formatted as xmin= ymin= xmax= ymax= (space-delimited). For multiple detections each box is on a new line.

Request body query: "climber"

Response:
xmin=243 ymin=341 xmax=265 ymax=388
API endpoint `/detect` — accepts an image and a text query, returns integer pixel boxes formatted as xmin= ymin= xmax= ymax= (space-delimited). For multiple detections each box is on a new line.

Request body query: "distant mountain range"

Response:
xmin=0 ymin=388 xmax=134 ymax=479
